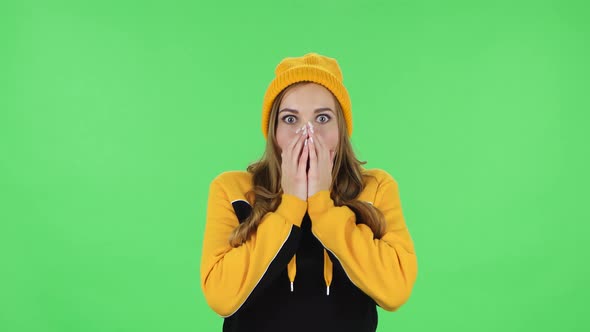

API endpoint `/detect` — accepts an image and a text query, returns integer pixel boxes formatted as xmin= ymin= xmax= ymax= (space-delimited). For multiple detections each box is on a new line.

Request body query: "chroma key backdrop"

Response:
xmin=1 ymin=0 xmax=588 ymax=331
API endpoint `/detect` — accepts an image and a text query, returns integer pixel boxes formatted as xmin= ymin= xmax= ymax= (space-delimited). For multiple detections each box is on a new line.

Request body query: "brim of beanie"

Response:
xmin=261 ymin=65 xmax=352 ymax=140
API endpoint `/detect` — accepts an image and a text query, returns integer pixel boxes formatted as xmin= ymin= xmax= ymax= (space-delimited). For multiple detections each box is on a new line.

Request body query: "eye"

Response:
xmin=282 ymin=115 xmax=297 ymax=124
xmin=317 ymin=114 xmax=331 ymax=123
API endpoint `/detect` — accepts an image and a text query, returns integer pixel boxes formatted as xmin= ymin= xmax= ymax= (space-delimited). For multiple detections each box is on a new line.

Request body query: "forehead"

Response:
xmin=279 ymin=83 xmax=335 ymax=108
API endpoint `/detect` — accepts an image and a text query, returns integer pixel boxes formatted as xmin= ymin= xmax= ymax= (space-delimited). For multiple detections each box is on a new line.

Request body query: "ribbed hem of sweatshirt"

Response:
xmin=307 ymin=190 xmax=355 ymax=225
xmin=307 ymin=190 xmax=333 ymax=211
xmin=275 ymin=193 xmax=308 ymax=227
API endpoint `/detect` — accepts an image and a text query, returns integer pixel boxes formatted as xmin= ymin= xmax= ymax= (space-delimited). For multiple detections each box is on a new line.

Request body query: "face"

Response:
xmin=275 ymin=83 xmax=339 ymax=157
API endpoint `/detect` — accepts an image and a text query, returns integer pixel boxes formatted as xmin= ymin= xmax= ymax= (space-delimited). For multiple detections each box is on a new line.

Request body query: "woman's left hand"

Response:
xmin=307 ymin=122 xmax=335 ymax=198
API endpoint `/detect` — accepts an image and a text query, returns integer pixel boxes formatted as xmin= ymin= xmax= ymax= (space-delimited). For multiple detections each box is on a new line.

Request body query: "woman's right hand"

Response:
xmin=280 ymin=126 xmax=309 ymax=201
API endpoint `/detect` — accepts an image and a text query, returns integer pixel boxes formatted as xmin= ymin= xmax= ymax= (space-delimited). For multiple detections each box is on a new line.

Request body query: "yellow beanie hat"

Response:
xmin=261 ymin=52 xmax=352 ymax=140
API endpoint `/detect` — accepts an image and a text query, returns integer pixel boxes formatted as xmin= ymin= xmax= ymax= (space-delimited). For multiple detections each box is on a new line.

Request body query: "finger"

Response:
xmin=308 ymin=132 xmax=317 ymax=172
xmin=292 ymin=131 xmax=307 ymax=163
xmin=291 ymin=132 xmax=307 ymax=163
xmin=298 ymin=139 xmax=309 ymax=173
xmin=312 ymin=132 xmax=328 ymax=161
xmin=287 ymin=126 xmax=307 ymax=157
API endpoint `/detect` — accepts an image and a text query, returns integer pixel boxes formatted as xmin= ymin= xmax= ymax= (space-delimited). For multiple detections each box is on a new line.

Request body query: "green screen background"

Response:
xmin=1 ymin=0 xmax=588 ymax=331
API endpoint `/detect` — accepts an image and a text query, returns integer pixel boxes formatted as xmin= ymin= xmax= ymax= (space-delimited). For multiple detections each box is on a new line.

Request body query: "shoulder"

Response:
xmin=362 ymin=167 xmax=397 ymax=186
xmin=208 ymin=170 xmax=254 ymax=204
xmin=356 ymin=167 xmax=399 ymax=205
xmin=211 ymin=170 xmax=252 ymax=185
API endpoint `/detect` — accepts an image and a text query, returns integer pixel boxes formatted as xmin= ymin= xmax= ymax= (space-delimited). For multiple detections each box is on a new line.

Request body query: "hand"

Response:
xmin=280 ymin=125 xmax=309 ymax=201
xmin=307 ymin=121 xmax=335 ymax=198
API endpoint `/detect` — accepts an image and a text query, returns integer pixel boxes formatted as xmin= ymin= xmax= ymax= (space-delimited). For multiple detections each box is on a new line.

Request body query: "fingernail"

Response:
xmin=304 ymin=138 xmax=308 ymax=146
xmin=310 ymin=137 xmax=314 ymax=144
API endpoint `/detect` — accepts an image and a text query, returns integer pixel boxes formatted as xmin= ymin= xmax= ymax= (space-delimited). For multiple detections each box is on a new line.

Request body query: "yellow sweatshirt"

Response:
xmin=200 ymin=168 xmax=418 ymax=332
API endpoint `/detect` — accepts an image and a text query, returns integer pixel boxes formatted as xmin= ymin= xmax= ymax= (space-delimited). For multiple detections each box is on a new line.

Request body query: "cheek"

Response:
xmin=276 ymin=130 xmax=289 ymax=152
xmin=324 ymin=131 xmax=339 ymax=151
xmin=329 ymin=136 xmax=339 ymax=151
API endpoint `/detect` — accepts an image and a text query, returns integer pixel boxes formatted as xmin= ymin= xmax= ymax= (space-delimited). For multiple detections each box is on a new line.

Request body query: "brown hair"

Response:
xmin=229 ymin=82 xmax=386 ymax=247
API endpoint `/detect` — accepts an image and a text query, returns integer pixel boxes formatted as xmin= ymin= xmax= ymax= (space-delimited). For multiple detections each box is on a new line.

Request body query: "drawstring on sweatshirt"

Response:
xmin=287 ymin=255 xmax=297 ymax=292
xmin=323 ymin=249 xmax=333 ymax=295
xmin=287 ymin=249 xmax=333 ymax=295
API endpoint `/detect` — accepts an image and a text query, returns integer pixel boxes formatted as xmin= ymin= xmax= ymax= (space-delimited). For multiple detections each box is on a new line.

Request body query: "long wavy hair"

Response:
xmin=229 ymin=82 xmax=387 ymax=247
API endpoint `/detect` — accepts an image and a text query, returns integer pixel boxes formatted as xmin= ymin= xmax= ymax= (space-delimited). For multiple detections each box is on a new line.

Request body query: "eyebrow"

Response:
xmin=279 ymin=107 xmax=334 ymax=114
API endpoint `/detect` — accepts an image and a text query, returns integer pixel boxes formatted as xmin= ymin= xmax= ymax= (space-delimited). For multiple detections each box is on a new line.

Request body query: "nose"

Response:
xmin=296 ymin=121 xmax=314 ymax=133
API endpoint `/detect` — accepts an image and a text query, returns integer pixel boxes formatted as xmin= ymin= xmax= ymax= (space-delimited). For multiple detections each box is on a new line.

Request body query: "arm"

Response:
xmin=200 ymin=176 xmax=307 ymax=317
xmin=307 ymin=172 xmax=418 ymax=311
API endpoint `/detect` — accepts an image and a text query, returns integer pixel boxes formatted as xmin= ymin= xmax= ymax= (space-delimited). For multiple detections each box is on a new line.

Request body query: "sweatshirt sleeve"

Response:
xmin=200 ymin=175 xmax=308 ymax=317
xmin=307 ymin=171 xmax=418 ymax=311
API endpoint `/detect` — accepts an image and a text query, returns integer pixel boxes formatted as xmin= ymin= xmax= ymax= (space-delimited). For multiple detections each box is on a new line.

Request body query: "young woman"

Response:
xmin=200 ymin=53 xmax=418 ymax=332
